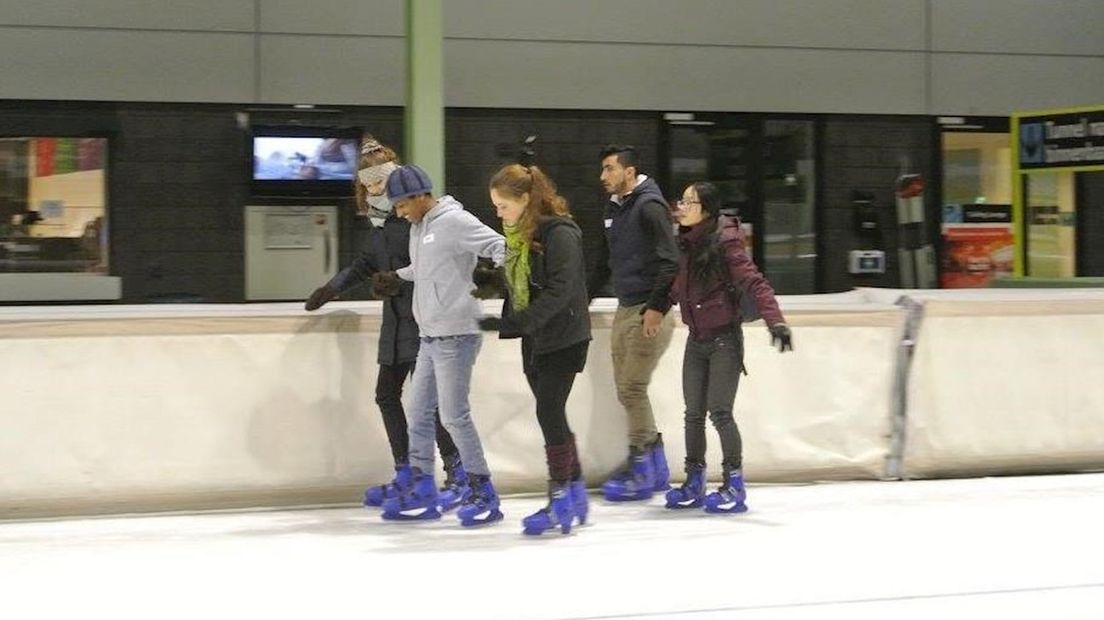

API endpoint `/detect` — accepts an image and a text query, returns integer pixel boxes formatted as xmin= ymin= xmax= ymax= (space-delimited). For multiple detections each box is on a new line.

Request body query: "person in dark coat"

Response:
xmin=303 ymin=137 xmax=467 ymax=511
xmin=479 ymin=163 xmax=592 ymax=536
xmin=664 ymin=181 xmax=792 ymax=515
xmin=587 ymin=145 xmax=679 ymax=502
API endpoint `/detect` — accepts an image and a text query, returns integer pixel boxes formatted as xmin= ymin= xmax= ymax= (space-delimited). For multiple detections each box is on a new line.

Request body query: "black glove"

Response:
xmin=370 ymin=271 xmax=402 ymax=298
xmin=769 ymin=323 xmax=793 ymax=353
xmin=471 ymin=261 xmax=507 ymax=300
xmin=304 ymin=284 xmax=338 ymax=311
xmin=478 ymin=317 xmax=503 ymax=332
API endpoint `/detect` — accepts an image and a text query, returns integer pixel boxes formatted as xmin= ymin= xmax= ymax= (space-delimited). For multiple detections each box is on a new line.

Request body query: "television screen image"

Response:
xmin=253 ymin=137 xmax=359 ymax=181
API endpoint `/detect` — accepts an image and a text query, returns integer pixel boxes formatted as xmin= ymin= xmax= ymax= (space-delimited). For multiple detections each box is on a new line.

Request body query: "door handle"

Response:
xmin=323 ymin=230 xmax=331 ymax=272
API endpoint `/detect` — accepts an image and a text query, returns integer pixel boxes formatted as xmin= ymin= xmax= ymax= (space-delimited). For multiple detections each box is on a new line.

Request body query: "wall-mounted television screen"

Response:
xmin=250 ymin=127 xmax=360 ymax=196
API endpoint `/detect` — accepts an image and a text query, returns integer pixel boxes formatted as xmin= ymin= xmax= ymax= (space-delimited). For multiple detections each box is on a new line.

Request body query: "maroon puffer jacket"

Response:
xmin=669 ymin=215 xmax=784 ymax=340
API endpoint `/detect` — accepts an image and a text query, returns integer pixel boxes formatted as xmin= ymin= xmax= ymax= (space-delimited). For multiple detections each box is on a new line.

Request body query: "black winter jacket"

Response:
xmin=329 ymin=215 xmax=419 ymax=366
xmin=499 ymin=217 xmax=592 ymax=356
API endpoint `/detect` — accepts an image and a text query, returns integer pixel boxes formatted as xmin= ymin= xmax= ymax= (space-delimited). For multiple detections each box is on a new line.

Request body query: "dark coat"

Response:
xmin=670 ymin=215 xmax=785 ymax=340
xmin=500 ymin=217 xmax=592 ymax=357
xmin=587 ymin=176 xmax=678 ymax=312
xmin=330 ymin=215 xmax=419 ymax=366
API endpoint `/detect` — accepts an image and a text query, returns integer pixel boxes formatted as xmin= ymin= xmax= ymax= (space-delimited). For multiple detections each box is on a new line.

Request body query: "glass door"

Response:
xmin=1025 ymin=171 xmax=1077 ymax=277
xmin=761 ymin=120 xmax=816 ymax=294
xmin=663 ymin=114 xmax=819 ymax=294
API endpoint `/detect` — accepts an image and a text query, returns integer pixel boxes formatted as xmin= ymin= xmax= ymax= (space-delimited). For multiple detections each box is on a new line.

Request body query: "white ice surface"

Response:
xmin=2 ymin=474 xmax=1102 ymax=620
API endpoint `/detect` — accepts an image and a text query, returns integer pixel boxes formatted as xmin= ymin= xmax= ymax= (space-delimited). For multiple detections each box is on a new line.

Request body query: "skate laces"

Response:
xmin=714 ymin=482 xmax=739 ymax=501
xmin=462 ymin=478 xmax=491 ymax=508
xmin=610 ymin=458 xmax=634 ymax=481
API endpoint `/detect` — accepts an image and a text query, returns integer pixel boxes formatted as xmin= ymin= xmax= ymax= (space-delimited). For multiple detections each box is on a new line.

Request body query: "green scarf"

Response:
xmin=503 ymin=223 xmax=531 ymax=310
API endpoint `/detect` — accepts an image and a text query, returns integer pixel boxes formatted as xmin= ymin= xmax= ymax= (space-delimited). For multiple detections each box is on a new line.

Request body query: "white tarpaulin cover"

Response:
xmin=0 ymin=299 xmax=903 ymax=517
xmin=901 ymin=290 xmax=1104 ymax=477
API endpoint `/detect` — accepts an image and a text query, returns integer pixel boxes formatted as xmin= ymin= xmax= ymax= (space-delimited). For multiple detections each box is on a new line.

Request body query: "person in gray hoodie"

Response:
xmin=373 ymin=164 xmax=507 ymax=527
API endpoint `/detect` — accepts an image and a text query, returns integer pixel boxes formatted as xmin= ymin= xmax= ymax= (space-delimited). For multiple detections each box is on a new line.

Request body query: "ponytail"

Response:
xmin=489 ymin=164 xmax=571 ymax=246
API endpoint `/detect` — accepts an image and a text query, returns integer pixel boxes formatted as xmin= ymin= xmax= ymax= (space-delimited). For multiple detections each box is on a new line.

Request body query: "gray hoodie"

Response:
xmin=396 ymin=195 xmax=506 ymax=337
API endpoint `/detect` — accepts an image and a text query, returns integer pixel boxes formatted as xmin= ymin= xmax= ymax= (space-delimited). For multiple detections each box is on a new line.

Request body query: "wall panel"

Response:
xmin=0 ymin=28 xmax=254 ymax=102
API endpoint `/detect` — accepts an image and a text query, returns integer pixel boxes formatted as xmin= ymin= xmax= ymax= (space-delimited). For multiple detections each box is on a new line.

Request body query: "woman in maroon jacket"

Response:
xmin=665 ymin=181 xmax=792 ymax=514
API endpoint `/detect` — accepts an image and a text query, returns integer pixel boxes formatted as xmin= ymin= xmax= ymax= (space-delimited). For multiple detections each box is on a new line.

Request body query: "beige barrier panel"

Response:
xmin=1 ymin=301 xmax=903 ymax=518
xmin=904 ymin=297 xmax=1104 ymax=478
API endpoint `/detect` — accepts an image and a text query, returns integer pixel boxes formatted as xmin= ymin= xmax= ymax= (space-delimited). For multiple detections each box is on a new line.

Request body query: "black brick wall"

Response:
xmin=1 ymin=100 xmax=404 ymax=303
xmin=444 ymin=108 xmax=659 ymax=289
xmin=3 ymin=100 xmax=940 ymax=301
xmin=820 ymin=117 xmax=937 ymax=292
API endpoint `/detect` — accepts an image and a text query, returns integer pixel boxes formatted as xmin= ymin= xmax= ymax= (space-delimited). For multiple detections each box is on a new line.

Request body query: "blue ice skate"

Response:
xmin=664 ymin=462 xmax=706 ymax=509
xmin=704 ymin=468 xmax=748 ymax=514
xmin=522 ymin=482 xmax=576 ymax=536
xmin=381 ymin=470 xmax=441 ymax=521
xmin=363 ymin=463 xmax=412 ymax=507
xmin=456 ymin=474 xmax=504 ymax=527
xmin=437 ymin=455 xmax=470 ymax=512
xmin=601 ymin=448 xmax=656 ymax=502
xmin=569 ymin=478 xmax=589 ymax=526
xmin=649 ymin=434 xmax=671 ymax=492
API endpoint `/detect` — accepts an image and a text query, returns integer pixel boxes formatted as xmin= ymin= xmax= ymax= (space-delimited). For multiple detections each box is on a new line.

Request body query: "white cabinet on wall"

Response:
xmin=244 ymin=205 xmax=337 ymax=301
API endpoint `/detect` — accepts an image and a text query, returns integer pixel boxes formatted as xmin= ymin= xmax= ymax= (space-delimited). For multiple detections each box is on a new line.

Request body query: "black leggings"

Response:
xmin=523 ymin=339 xmax=588 ymax=481
xmin=525 ymin=368 xmax=578 ymax=446
xmin=682 ymin=330 xmax=744 ymax=470
xmin=376 ymin=361 xmax=457 ymax=464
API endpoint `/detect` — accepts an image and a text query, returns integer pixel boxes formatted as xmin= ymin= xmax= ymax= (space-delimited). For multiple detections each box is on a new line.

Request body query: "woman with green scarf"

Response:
xmin=483 ymin=163 xmax=592 ymax=536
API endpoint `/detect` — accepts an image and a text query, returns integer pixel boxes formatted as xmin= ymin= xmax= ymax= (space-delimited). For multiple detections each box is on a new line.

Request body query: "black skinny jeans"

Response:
xmin=682 ymin=328 xmax=744 ymax=470
xmin=375 ymin=361 xmax=457 ymax=465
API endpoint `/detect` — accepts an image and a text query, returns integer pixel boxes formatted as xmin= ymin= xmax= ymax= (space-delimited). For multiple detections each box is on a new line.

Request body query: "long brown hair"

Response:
xmin=488 ymin=164 xmax=571 ymax=246
xmin=353 ymin=134 xmax=399 ymax=214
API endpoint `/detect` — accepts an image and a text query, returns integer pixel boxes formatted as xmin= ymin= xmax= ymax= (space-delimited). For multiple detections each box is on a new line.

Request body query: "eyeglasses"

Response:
xmin=676 ymin=199 xmax=700 ymax=207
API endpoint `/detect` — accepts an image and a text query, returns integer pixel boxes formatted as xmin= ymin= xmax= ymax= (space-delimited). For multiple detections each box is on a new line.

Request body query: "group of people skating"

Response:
xmin=305 ymin=136 xmax=793 ymax=536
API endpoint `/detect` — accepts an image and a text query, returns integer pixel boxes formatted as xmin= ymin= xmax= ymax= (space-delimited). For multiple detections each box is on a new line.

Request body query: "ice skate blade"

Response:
xmin=522 ymin=523 xmax=572 ymax=536
xmin=459 ymin=509 xmax=504 ymax=527
xmin=381 ymin=507 xmax=442 ymax=521
xmin=665 ymin=498 xmax=704 ymax=509
xmin=703 ymin=503 xmax=748 ymax=515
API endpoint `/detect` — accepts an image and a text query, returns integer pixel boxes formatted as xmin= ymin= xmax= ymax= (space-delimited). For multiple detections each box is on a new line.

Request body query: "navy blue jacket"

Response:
xmin=588 ymin=176 xmax=678 ymax=313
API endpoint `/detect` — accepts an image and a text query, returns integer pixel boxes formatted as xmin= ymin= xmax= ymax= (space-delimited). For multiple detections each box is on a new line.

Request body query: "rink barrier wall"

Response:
xmin=873 ymin=289 xmax=1104 ymax=479
xmin=0 ymin=296 xmax=901 ymax=518
xmin=3 ymin=288 xmax=1103 ymax=518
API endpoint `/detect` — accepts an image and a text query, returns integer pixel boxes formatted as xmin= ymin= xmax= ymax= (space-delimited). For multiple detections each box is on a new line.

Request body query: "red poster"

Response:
xmin=940 ymin=225 xmax=1014 ymax=288
xmin=35 ymin=138 xmax=56 ymax=176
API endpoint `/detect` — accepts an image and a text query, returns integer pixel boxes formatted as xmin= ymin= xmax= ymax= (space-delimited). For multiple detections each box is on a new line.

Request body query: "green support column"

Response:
xmin=405 ymin=0 xmax=445 ymax=188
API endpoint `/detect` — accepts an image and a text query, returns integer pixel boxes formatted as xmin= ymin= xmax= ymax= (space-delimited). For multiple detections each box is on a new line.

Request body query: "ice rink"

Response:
xmin=2 ymin=473 xmax=1102 ymax=619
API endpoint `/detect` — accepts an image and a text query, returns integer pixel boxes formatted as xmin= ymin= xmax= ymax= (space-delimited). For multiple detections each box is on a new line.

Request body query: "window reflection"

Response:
xmin=0 ymin=137 xmax=108 ymax=273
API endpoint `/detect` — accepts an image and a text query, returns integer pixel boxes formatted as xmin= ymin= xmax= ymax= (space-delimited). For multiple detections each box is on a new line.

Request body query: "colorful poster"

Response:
xmin=31 ymin=138 xmax=104 ymax=177
xmin=940 ymin=204 xmax=1013 ymax=288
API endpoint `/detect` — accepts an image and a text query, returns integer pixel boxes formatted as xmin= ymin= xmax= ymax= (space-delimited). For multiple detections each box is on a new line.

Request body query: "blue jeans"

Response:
xmin=406 ymin=334 xmax=490 ymax=477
